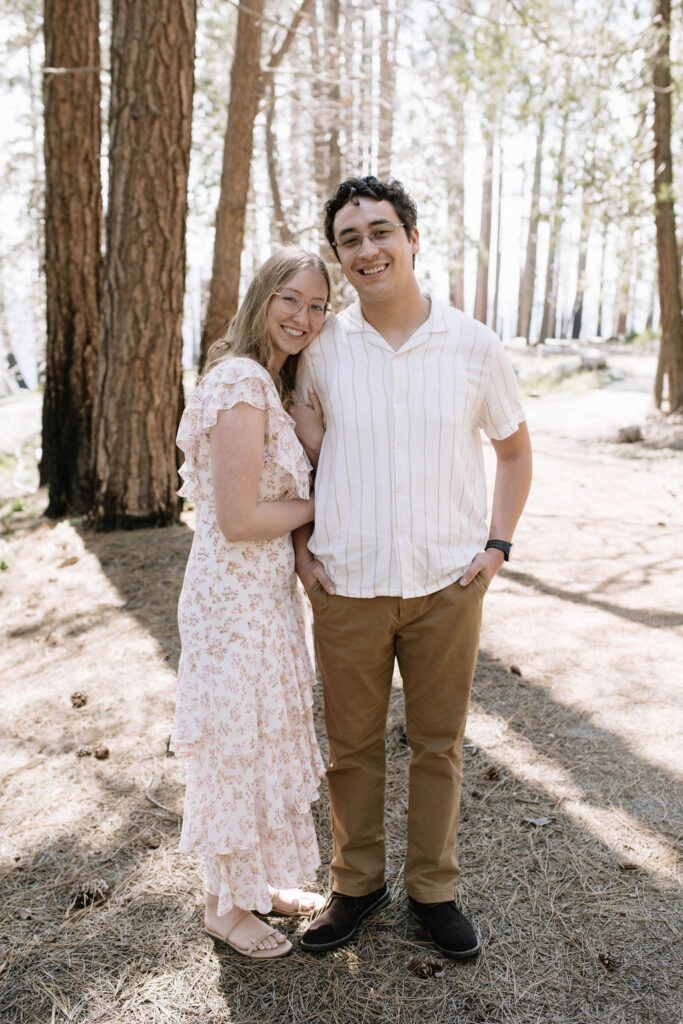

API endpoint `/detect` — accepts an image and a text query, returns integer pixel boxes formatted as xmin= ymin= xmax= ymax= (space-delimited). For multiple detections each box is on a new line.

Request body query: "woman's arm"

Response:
xmin=211 ymin=403 xmax=314 ymax=542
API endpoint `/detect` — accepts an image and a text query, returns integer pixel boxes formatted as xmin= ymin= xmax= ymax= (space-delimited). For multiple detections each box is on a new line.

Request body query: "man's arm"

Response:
xmin=459 ymin=421 xmax=532 ymax=586
xmin=289 ymin=386 xmax=325 ymax=468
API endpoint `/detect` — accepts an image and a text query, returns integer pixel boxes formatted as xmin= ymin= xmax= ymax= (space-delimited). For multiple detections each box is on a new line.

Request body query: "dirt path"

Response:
xmin=1 ymin=355 xmax=681 ymax=1024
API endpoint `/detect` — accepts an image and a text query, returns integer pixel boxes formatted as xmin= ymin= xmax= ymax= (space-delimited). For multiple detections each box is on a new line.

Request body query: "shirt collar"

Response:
xmin=337 ymin=292 xmax=447 ymax=352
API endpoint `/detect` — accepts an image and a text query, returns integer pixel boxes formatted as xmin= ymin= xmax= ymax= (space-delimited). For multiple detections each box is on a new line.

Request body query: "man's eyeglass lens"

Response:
xmin=275 ymin=292 xmax=330 ymax=324
xmin=334 ymin=223 xmax=405 ymax=252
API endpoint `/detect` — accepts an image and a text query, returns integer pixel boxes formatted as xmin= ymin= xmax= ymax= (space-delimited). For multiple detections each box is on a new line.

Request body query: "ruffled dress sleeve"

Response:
xmin=176 ymin=357 xmax=311 ymax=501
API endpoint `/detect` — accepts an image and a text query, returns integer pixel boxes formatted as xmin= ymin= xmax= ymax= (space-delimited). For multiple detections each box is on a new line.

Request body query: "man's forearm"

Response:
xmin=489 ymin=424 xmax=533 ymax=542
xmin=293 ymin=522 xmax=314 ymax=565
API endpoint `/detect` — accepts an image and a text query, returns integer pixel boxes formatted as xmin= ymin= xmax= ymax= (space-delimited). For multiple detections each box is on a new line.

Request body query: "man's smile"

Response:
xmin=358 ymin=263 xmax=389 ymax=277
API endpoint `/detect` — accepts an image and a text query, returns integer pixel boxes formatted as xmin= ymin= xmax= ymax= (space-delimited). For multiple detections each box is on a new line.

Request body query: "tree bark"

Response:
xmin=199 ymin=0 xmax=264 ymax=368
xmin=264 ymin=0 xmax=313 ymax=244
xmin=447 ymin=93 xmax=466 ymax=311
xmin=324 ymin=0 xmax=342 ymax=194
xmin=596 ymin=213 xmax=609 ymax=337
xmin=613 ymin=231 xmax=633 ymax=337
xmin=473 ymin=121 xmax=494 ymax=325
xmin=492 ymin=135 xmax=503 ymax=335
xmin=517 ymin=116 xmax=544 ymax=341
xmin=92 ymin=0 xmax=195 ymax=529
xmin=652 ymin=0 xmax=683 ymax=411
xmin=264 ymin=80 xmax=293 ymax=244
xmin=538 ymin=109 xmax=568 ymax=344
xmin=41 ymin=0 xmax=101 ymax=517
xmin=571 ymin=192 xmax=590 ymax=339
xmin=377 ymin=0 xmax=398 ymax=179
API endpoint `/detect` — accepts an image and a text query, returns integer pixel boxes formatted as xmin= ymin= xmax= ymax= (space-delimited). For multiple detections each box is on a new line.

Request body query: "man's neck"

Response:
xmin=359 ymin=281 xmax=430 ymax=351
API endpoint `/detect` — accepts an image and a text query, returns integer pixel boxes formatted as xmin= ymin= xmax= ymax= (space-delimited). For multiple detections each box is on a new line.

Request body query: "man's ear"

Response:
xmin=411 ymin=227 xmax=420 ymax=256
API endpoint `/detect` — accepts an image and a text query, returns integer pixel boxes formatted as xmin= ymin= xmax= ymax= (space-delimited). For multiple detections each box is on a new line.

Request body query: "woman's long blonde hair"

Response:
xmin=203 ymin=247 xmax=332 ymax=401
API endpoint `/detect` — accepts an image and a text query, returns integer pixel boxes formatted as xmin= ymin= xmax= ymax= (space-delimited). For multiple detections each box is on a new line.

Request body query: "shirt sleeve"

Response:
xmin=477 ymin=337 xmax=526 ymax=440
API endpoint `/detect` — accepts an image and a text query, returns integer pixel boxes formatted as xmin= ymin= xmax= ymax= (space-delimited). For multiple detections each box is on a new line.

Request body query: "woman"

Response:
xmin=171 ymin=248 xmax=331 ymax=959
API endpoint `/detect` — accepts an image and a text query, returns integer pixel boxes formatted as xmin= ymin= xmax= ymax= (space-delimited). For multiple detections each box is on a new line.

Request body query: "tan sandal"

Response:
xmin=206 ymin=910 xmax=292 ymax=959
xmin=269 ymin=888 xmax=327 ymax=917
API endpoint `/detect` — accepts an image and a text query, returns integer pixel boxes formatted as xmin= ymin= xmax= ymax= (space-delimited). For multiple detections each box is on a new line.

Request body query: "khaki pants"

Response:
xmin=307 ymin=574 xmax=487 ymax=903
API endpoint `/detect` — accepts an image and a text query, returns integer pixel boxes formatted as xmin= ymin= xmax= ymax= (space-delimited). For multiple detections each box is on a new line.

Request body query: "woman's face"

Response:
xmin=266 ymin=267 xmax=329 ymax=371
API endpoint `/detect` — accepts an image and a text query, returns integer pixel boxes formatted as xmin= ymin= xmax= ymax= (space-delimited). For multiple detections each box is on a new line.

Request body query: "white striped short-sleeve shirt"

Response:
xmin=296 ymin=294 xmax=525 ymax=599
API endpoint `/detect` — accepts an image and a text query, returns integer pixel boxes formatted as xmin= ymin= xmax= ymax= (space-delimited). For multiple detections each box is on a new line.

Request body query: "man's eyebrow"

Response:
xmin=336 ymin=218 xmax=395 ymax=238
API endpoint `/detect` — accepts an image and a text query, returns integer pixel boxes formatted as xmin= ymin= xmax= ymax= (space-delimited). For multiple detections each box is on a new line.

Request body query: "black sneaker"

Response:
xmin=299 ymin=884 xmax=391 ymax=951
xmin=408 ymin=896 xmax=481 ymax=960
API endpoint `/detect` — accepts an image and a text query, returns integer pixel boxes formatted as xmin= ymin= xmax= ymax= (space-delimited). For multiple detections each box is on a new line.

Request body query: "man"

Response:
xmin=292 ymin=176 xmax=532 ymax=959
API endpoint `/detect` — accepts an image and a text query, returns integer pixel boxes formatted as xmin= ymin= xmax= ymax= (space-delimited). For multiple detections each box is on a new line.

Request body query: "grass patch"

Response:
xmin=519 ymin=367 xmax=622 ymax=398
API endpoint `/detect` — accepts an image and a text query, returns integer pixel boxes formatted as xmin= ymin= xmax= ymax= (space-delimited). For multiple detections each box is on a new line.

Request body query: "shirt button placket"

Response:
xmin=392 ymin=355 xmax=411 ymax=594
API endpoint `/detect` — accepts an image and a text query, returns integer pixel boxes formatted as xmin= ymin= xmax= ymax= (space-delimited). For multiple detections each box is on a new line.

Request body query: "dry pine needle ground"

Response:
xmin=1 ymin=373 xmax=682 ymax=1024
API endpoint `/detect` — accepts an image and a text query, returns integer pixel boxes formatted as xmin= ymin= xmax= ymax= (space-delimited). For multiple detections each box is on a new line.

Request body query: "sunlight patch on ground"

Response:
xmin=466 ymin=707 xmax=680 ymax=883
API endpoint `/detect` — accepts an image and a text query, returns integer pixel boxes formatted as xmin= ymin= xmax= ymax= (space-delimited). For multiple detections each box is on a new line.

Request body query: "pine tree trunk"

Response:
xmin=473 ymin=124 xmax=494 ymax=325
xmin=310 ymin=2 xmax=326 ymax=208
xmin=263 ymin=0 xmax=313 ymax=245
xmin=448 ymin=94 xmax=466 ymax=311
xmin=538 ymin=109 xmax=568 ymax=344
xmin=517 ymin=117 xmax=544 ymax=341
xmin=92 ymin=0 xmax=195 ymax=529
xmin=41 ymin=0 xmax=101 ymax=517
xmin=613 ymin=232 xmax=633 ymax=338
xmin=596 ymin=214 xmax=609 ymax=337
xmin=324 ymin=0 xmax=342 ymax=193
xmin=652 ymin=0 xmax=683 ymax=411
xmin=377 ymin=0 xmax=398 ymax=179
xmin=264 ymin=81 xmax=293 ymax=244
xmin=571 ymin=194 xmax=590 ymax=340
xmin=492 ymin=135 xmax=503 ymax=335
xmin=199 ymin=0 xmax=264 ymax=367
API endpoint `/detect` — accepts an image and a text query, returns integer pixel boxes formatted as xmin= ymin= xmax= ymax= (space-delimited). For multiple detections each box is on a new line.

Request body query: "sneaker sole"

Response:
xmin=299 ymin=887 xmax=392 ymax=951
xmin=409 ymin=908 xmax=481 ymax=961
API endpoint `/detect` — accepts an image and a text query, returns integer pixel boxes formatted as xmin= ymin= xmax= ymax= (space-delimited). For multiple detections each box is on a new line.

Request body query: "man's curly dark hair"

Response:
xmin=324 ymin=176 xmax=418 ymax=260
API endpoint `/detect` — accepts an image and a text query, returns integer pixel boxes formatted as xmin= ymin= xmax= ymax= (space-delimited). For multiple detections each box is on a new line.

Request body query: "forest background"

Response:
xmin=1 ymin=3 xmax=682 ymax=1023
xmin=0 ymin=0 xmax=682 ymax=527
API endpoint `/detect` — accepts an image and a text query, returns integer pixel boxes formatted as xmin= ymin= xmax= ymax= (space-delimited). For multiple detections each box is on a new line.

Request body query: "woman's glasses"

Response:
xmin=273 ymin=290 xmax=332 ymax=325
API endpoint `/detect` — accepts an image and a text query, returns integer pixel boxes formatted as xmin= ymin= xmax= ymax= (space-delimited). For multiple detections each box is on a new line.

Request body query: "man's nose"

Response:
xmin=357 ymin=233 xmax=380 ymax=256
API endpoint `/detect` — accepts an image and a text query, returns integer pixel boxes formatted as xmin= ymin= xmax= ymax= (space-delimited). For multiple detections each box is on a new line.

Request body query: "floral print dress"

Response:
xmin=171 ymin=357 xmax=324 ymax=916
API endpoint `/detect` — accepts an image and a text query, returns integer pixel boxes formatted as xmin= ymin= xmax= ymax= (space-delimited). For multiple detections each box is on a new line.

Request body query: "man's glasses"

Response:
xmin=332 ymin=222 xmax=405 ymax=254
xmin=273 ymin=290 xmax=332 ymax=325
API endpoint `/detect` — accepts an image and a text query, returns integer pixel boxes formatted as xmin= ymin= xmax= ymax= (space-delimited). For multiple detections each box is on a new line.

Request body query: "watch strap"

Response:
xmin=485 ymin=539 xmax=512 ymax=561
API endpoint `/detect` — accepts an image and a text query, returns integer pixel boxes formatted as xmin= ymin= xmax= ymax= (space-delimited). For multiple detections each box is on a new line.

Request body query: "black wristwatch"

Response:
xmin=485 ymin=539 xmax=512 ymax=561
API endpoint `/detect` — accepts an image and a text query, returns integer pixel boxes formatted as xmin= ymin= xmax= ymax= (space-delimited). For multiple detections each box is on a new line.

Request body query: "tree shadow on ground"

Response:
xmin=5 ymin=521 xmax=667 ymax=1022
xmin=77 ymin=517 xmax=194 ymax=671
xmin=2 ymin=640 xmax=680 ymax=1024
xmin=503 ymin=567 xmax=683 ymax=630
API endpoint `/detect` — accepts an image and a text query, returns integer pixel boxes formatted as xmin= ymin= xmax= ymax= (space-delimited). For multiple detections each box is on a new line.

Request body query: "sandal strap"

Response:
xmin=225 ymin=912 xmax=279 ymax=954
xmin=222 ymin=909 xmax=252 ymax=944
xmin=244 ymin=926 xmax=277 ymax=955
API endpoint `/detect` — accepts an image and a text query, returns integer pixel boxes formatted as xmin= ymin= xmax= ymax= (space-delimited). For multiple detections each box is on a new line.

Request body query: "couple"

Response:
xmin=171 ymin=176 xmax=532 ymax=961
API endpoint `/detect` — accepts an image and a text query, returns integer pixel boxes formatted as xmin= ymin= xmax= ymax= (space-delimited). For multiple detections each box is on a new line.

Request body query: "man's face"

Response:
xmin=331 ymin=197 xmax=420 ymax=303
